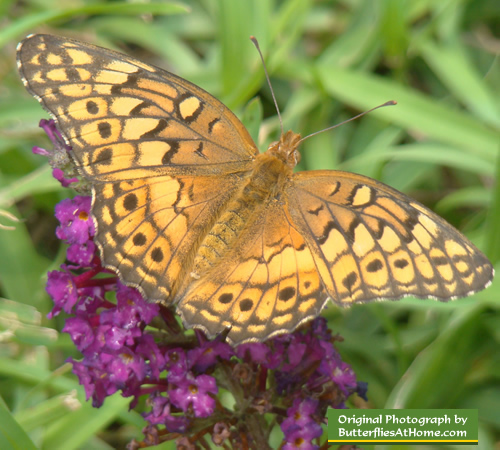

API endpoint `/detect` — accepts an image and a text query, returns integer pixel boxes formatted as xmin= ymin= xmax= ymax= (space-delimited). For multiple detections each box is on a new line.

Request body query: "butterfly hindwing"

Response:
xmin=286 ymin=171 xmax=493 ymax=303
xmin=92 ymin=173 xmax=244 ymax=302
xmin=177 ymin=200 xmax=329 ymax=344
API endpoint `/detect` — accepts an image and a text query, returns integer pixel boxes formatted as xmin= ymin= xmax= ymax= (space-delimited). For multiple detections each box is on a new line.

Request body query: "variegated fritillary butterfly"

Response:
xmin=18 ymin=34 xmax=493 ymax=344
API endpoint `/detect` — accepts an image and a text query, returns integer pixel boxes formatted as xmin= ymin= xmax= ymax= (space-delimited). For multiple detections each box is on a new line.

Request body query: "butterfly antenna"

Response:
xmin=250 ymin=36 xmax=284 ymax=136
xmin=299 ymin=100 xmax=397 ymax=143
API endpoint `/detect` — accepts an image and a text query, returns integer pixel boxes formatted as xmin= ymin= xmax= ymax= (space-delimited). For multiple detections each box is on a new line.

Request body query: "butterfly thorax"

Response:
xmin=188 ymin=143 xmax=295 ymax=281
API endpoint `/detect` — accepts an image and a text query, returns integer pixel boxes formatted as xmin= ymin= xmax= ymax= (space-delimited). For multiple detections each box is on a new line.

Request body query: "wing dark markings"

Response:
xmin=141 ymin=118 xmax=168 ymax=139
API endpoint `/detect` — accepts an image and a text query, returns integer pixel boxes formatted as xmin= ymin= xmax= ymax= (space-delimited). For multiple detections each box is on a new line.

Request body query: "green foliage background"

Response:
xmin=0 ymin=0 xmax=498 ymax=449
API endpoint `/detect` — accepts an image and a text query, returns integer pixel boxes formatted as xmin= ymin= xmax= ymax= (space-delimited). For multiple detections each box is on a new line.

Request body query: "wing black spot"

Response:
xmin=432 ymin=256 xmax=448 ymax=266
xmin=113 ymin=183 xmax=124 ymax=196
xmin=218 ymin=293 xmax=233 ymax=304
xmin=123 ymin=193 xmax=138 ymax=211
xmin=328 ymin=182 xmax=341 ymax=197
xmin=317 ymin=220 xmax=337 ymax=245
xmin=162 ymin=140 xmax=180 ymax=164
xmin=405 ymin=210 xmax=419 ymax=231
xmin=208 ymin=117 xmax=220 ymax=133
xmin=176 ymin=93 xmax=204 ymax=123
xmin=133 ymin=233 xmax=146 ymax=246
xmin=347 ymin=184 xmax=375 ymax=206
xmin=452 ymin=254 xmax=468 ymax=263
xmin=151 ymin=247 xmax=164 ymax=262
xmin=125 ymin=73 xmax=139 ymax=86
xmin=342 ymin=272 xmax=358 ymax=290
xmin=307 ymin=204 xmax=324 ymax=216
xmin=239 ymin=298 xmax=254 ymax=312
xmin=141 ymin=118 xmax=168 ymax=139
xmin=93 ymin=147 xmax=112 ymax=165
xmin=66 ymin=67 xmax=81 ymax=81
xmin=366 ymin=259 xmax=383 ymax=272
xmin=372 ymin=219 xmax=385 ymax=239
xmin=394 ymin=259 xmax=409 ymax=269
xmin=278 ymin=287 xmax=296 ymax=302
xmin=346 ymin=218 xmax=361 ymax=242
xmin=112 ymin=73 xmax=139 ymax=94
xmin=194 ymin=142 xmax=208 ymax=160
xmin=130 ymin=100 xmax=151 ymax=115
xmin=98 ymin=122 xmax=112 ymax=139
xmin=86 ymin=100 xmax=98 ymax=114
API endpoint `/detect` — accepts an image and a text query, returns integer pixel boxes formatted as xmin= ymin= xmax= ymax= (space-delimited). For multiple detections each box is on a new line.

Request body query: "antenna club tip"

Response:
xmin=386 ymin=100 xmax=397 ymax=106
xmin=250 ymin=36 xmax=261 ymax=50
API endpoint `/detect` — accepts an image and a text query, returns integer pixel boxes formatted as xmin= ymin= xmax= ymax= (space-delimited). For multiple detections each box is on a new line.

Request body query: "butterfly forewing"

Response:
xmin=17 ymin=34 xmax=258 ymax=182
xmin=286 ymin=171 xmax=493 ymax=303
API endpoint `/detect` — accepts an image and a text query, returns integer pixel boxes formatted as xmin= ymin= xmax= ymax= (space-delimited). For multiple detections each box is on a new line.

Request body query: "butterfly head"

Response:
xmin=267 ymin=130 xmax=302 ymax=168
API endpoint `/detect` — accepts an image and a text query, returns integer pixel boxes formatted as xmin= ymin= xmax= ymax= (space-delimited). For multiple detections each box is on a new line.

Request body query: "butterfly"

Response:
xmin=17 ymin=34 xmax=494 ymax=344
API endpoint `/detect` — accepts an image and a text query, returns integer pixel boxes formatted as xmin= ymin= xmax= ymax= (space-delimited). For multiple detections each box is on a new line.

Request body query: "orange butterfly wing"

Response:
xmin=177 ymin=199 xmax=328 ymax=344
xmin=286 ymin=170 xmax=493 ymax=303
xmin=17 ymin=33 xmax=258 ymax=181
xmin=17 ymin=34 xmax=259 ymax=302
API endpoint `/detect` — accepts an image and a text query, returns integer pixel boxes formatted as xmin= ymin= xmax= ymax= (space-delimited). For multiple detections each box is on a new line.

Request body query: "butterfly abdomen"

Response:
xmin=190 ymin=152 xmax=293 ymax=278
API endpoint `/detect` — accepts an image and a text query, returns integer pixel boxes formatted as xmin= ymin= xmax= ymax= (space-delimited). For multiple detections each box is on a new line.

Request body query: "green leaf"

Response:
xmin=0 ymin=399 xmax=37 ymax=450
xmin=316 ymin=64 xmax=499 ymax=161
xmin=419 ymin=38 xmax=500 ymax=128
xmin=0 ymin=2 xmax=190 ymax=48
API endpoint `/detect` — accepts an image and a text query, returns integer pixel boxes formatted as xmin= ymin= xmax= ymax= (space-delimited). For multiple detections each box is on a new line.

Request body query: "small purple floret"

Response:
xmin=55 ymin=196 xmax=94 ymax=244
xmin=46 ymin=269 xmax=78 ymax=318
xmin=281 ymin=398 xmax=323 ymax=450
xmin=169 ymin=373 xmax=218 ymax=418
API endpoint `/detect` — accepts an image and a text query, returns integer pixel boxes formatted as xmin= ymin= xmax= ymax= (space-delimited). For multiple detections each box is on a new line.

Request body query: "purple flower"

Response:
xmin=55 ymin=196 xmax=94 ymax=245
xmin=356 ymin=381 xmax=368 ymax=401
xmin=169 ymin=373 xmax=218 ymax=418
xmin=46 ymin=262 xmax=110 ymax=319
xmin=69 ymin=322 xmax=161 ymax=407
xmin=187 ymin=339 xmax=233 ymax=372
xmin=57 ymin=276 xmax=163 ymax=408
xmin=34 ymin=119 xmax=78 ymax=187
xmin=236 ymin=342 xmax=270 ymax=364
xmin=63 ymin=317 xmax=95 ymax=351
xmin=144 ymin=393 xmax=189 ymax=433
xmin=285 ymin=340 xmax=307 ymax=369
xmin=135 ymin=334 xmax=165 ymax=379
xmin=108 ymin=348 xmax=148 ymax=387
xmin=115 ymin=282 xmax=159 ymax=325
xmin=165 ymin=348 xmax=189 ymax=379
xmin=46 ymin=269 xmax=78 ymax=318
xmin=281 ymin=398 xmax=322 ymax=450
xmin=66 ymin=240 xmax=96 ymax=266
xmin=330 ymin=363 xmax=358 ymax=397
xmin=71 ymin=358 xmax=117 ymax=407
xmin=53 ymin=167 xmax=78 ymax=187
xmin=74 ymin=286 xmax=107 ymax=315
xmin=37 ymin=119 xmax=68 ymax=151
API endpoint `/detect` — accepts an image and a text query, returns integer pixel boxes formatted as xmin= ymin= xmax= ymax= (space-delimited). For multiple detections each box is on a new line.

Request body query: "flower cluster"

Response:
xmin=33 ymin=119 xmax=79 ymax=187
xmin=39 ymin=119 xmax=364 ymax=448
